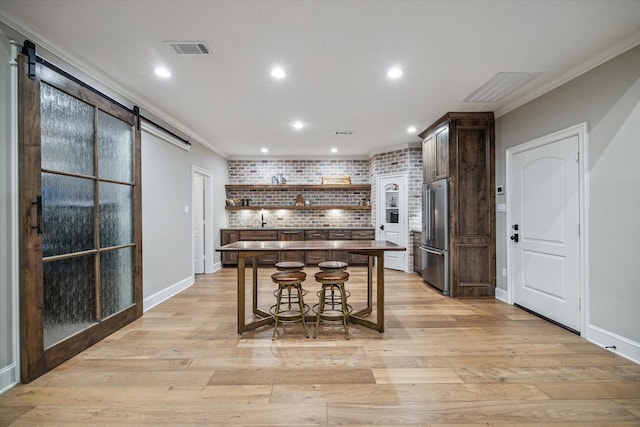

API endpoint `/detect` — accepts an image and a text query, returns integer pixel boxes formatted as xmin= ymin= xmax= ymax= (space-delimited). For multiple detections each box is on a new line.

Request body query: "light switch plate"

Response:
xmin=497 ymin=203 xmax=506 ymax=212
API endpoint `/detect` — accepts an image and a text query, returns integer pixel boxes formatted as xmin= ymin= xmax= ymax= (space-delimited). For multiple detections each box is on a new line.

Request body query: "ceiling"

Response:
xmin=2 ymin=0 xmax=640 ymax=159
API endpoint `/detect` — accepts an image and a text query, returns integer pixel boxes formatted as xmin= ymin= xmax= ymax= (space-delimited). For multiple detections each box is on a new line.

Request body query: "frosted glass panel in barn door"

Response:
xmin=40 ymin=85 xmax=99 ymax=346
xmin=41 ymin=86 xmax=137 ymax=342
xmin=377 ymin=174 xmax=407 ymax=271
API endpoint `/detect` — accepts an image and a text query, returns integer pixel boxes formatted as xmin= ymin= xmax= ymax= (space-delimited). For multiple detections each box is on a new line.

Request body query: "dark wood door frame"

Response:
xmin=18 ymin=53 xmax=143 ymax=383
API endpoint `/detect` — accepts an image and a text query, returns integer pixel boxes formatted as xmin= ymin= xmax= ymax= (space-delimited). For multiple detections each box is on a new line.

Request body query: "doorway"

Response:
xmin=192 ymin=166 xmax=213 ymax=275
xmin=506 ymin=123 xmax=588 ymax=333
xmin=377 ymin=173 xmax=408 ymax=271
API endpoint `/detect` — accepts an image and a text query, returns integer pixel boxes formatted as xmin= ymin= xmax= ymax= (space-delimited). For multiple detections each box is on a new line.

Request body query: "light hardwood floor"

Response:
xmin=1 ymin=267 xmax=639 ymax=426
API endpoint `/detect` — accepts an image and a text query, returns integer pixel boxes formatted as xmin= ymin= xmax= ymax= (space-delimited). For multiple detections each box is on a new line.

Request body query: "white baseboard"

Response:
xmin=495 ymin=286 xmax=508 ymax=303
xmin=586 ymin=324 xmax=640 ymax=365
xmin=211 ymin=261 xmax=222 ymax=273
xmin=143 ymin=276 xmax=194 ymax=312
xmin=0 ymin=363 xmax=18 ymax=394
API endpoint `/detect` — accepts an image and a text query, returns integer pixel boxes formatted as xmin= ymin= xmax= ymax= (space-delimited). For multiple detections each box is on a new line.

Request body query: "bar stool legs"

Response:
xmin=313 ymin=270 xmax=351 ymax=340
xmin=274 ymin=261 xmax=306 ymax=310
xmin=270 ymin=271 xmax=309 ymax=340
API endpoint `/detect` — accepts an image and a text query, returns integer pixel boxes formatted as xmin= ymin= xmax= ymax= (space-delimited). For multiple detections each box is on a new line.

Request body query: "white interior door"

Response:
xmin=192 ymin=173 xmax=205 ymax=274
xmin=377 ymin=174 xmax=407 ymax=271
xmin=509 ymin=133 xmax=581 ymax=331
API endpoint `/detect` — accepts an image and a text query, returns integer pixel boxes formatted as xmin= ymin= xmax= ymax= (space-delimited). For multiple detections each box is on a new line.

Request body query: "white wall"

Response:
xmin=496 ymin=44 xmax=640 ymax=361
xmin=141 ymin=131 xmax=228 ymax=311
xmin=0 ymin=32 xmax=19 ymax=392
xmin=190 ymin=141 xmax=228 ymax=268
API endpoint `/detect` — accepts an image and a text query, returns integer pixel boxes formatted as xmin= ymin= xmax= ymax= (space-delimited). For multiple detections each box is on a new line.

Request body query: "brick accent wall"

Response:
xmin=228 ymin=159 xmax=369 ymax=185
xmin=228 ymin=209 xmax=372 ymax=228
xmin=369 ymin=146 xmax=423 ymax=270
xmin=227 ymin=159 xmax=372 ymax=228
xmin=226 ymin=150 xmax=422 ymax=268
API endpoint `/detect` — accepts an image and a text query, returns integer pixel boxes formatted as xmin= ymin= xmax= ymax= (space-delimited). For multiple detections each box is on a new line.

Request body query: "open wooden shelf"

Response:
xmin=225 ymin=184 xmax=371 ymax=191
xmin=225 ymin=205 xmax=371 ymax=211
xmin=225 ymin=184 xmax=371 ymax=212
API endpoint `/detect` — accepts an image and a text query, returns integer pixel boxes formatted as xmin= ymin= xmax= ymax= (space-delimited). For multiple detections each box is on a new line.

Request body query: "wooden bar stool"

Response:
xmin=317 ymin=260 xmax=349 ymax=311
xmin=270 ymin=271 xmax=309 ymax=340
xmin=313 ymin=270 xmax=351 ymax=340
xmin=273 ymin=261 xmax=306 ymax=309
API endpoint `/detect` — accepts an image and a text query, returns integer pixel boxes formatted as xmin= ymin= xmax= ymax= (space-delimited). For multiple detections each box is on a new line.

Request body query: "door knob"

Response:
xmin=510 ymin=233 xmax=519 ymax=243
xmin=379 ymin=224 xmax=384 ymax=231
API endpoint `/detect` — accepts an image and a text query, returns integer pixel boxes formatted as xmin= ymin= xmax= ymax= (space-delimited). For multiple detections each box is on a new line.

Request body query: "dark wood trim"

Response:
xmin=37 ymin=64 xmax=135 ymax=124
xmin=17 ymin=53 xmax=144 ymax=383
xmin=43 ymin=305 xmax=138 ymax=370
xmin=18 ymin=54 xmax=46 ymax=383
xmin=418 ymin=112 xmax=494 ymax=139
xmin=133 ymin=119 xmax=143 ymax=319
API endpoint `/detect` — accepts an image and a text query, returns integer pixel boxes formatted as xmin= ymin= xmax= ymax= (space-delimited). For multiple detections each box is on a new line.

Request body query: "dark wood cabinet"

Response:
xmin=277 ymin=230 xmax=305 ymax=263
xmin=220 ymin=228 xmax=375 ymax=266
xmin=422 ymin=124 xmax=449 ymax=182
xmin=328 ymin=230 xmax=351 ymax=263
xmin=238 ymin=230 xmax=278 ymax=265
xmin=304 ymin=230 xmax=329 ymax=264
xmin=221 ymin=230 xmax=238 ymax=265
xmin=419 ymin=112 xmax=495 ymax=297
xmin=349 ymin=229 xmax=375 ymax=265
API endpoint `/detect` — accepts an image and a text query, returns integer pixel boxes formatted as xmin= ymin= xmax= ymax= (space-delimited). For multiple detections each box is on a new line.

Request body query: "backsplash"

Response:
xmin=229 ymin=209 xmax=372 ymax=228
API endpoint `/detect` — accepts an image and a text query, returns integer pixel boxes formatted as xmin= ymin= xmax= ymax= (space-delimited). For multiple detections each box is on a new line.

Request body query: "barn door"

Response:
xmin=18 ymin=48 xmax=142 ymax=382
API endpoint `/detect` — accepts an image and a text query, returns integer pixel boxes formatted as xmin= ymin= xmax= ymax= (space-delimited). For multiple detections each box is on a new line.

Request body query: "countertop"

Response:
xmin=221 ymin=227 xmax=375 ymax=230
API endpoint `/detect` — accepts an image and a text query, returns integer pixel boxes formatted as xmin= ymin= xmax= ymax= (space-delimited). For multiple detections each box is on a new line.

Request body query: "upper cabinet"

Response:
xmin=422 ymin=123 xmax=449 ymax=182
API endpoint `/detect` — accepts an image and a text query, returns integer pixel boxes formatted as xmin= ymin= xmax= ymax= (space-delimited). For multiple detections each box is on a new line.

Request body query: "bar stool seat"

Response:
xmin=318 ymin=260 xmax=348 ymax=271
xmin=275 ymin=261 xmax=305 ymax=271
xmin=270 ymin=271 xmax=309 ymax=340
xmin=313 ymin=270 xmax=351 ymax=340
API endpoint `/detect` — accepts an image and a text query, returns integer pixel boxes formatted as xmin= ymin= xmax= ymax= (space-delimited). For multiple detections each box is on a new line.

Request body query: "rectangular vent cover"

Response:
xmin=166 ymin=41 xmax=211 ymax=55
xmin=464 ymin=72 xmax=542 ymax=102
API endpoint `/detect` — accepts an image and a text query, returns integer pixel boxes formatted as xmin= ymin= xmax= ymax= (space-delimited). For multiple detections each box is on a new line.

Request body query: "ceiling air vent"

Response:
xmin=333 ymin=130 xmax=353 ymax=135
xmin=464 ymin=72 xmax=542 ymax=102
xmin=165 ymin=41 xmax=211 ymax=55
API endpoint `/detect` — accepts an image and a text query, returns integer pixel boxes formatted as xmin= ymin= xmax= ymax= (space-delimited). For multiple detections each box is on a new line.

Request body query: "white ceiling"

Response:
xmin=2 ymin=0 xmax=640 ymax=159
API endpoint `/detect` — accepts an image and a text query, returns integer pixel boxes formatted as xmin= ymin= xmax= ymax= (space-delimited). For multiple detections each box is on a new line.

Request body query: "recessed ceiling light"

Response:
xmin=154 ymin=67 xmax=171 ymax=78
xmin=331 ymin=148 xmax=338 ymax=153
xmin=407 ymin=126 xmax=417 ymax=133
xmin=261 ymin=148 xmax=268 ymax=153
xmin=271 ymin=66 xmax=286 ymax=79
xmin=290 ymin=120 xmax=306 ymax=130
xmin=387 ymin=67 xmax=403 ymax=79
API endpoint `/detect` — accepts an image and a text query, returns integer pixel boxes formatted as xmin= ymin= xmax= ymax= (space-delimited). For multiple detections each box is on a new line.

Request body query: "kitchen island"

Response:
xmin=216 ymin=240 xmax=405 ymax=334
xmin=220 ymin=227 xmax=376 ymax=265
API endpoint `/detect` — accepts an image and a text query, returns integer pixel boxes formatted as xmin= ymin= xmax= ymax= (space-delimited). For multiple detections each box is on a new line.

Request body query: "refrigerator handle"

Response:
xmin=425 ymin=187 xmax=431 ymax=241
xmin=429 ymin=187 xmax=436 ymax=241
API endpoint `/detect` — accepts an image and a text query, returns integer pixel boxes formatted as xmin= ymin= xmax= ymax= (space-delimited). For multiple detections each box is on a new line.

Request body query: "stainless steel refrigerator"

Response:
xmin=421 ymin=178 xmax=449 ymax=295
